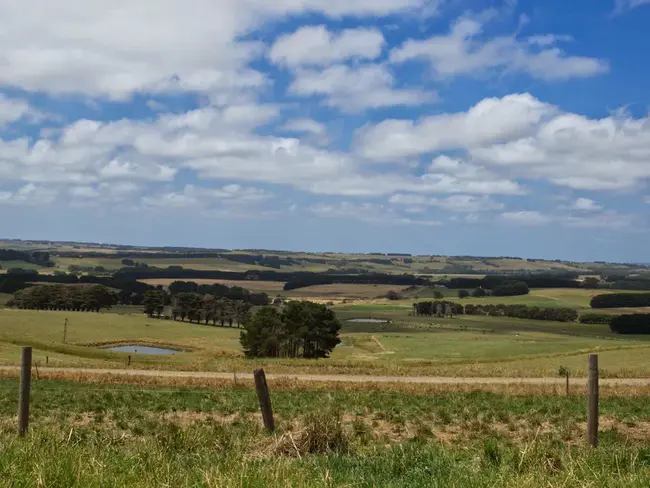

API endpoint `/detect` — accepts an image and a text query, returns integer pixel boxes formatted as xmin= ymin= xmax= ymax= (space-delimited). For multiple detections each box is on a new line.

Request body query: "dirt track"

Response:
xmin=2 ymin=366 xmax=650 ymax=386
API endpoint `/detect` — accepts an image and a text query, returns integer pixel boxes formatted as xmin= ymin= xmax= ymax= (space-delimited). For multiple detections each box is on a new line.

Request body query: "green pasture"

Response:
xmin=3 ymin=380 xmax=650 ymax=486
xmin=1 ymin=303 xmax=650 ymax=377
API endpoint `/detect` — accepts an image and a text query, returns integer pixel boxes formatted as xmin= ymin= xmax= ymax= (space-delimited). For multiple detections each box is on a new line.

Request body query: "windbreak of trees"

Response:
xmin=444 ymin=275 xmax=580 ymax=290
xmin=590 ymin=293 xmax=650 ymax=309
xmin=492 ymin=281 xmax=530 ymax=297
xmin=0 ymin=249 xmax=54 ymax=267
xmin=8 ymin=285 xmax=116 ymax=312
xmin=168 ymin=281 xmax=269 ymax=305
xmin=610 ymin=314 xmax=650 ymax=334
xmin=142 ymin=290 xmax=253 ymax=326
xmin=464 ymin=304 xmax=579 ymax=323
xmin=240 ymin=301 xmax=341 ymax=359
xmin=579 ymin=313 xmax=613 ymax=325
xmin=413 ymin=301 xmax=464 ymax=316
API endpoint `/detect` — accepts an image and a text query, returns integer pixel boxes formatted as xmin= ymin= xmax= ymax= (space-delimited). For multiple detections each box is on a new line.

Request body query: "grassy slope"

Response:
xmin=1 ymin=379 xmax=650 ymax=486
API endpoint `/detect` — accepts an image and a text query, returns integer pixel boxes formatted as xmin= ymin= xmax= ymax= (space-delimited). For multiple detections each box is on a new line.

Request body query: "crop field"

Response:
xmin=2 ymin=379 xmax=650 ymax=486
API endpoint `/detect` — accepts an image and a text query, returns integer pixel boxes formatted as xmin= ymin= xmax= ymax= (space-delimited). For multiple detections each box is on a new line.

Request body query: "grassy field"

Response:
xmin=1 ymin=304 xmax=650 ymax=377
xmin=2 ymin=379 xmax=650 ymax=486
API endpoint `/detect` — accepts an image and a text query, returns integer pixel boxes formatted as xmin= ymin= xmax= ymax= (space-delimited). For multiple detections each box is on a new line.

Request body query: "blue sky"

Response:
xmin=1 ymin=0 xmax=650 ymax=262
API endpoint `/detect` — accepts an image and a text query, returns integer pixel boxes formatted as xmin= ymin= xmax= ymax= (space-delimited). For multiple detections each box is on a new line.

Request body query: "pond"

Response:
xmin=104 ymin=345 xmax=181 ymax=355
xmin=346 ymin=318 xmax=388 ymax=324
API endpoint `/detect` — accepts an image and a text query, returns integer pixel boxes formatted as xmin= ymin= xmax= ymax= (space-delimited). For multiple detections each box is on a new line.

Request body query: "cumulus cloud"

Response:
xmin=0 ymin=184 xmax=58 ymax=205
xmin=500 ymin=210 xmax=551 ymax=226
xmin=142 ymin=184 xmax=272 ymax=209
xmin=570 ymin=198 xmax=603 ymax=212
xmin=289 ymin=64 xmax=434 ymax=112
xmin=389 ymin=194 xmax=504 ymax=212
xmin=390 ymin=14 xmax=608 ymax=81
xmin=0 ymin=0 xmax=428 ymax=99
xmin=357 ymin=93 xmax=650 ymax=192
xmin=270 ymin=26 xmax=384 ymax=67
xmin=0 ymin=95 xmax=41 ymax=127
xmin=310 ymin=201 xmax=441 ymax=226
xmin=355 ymin=93 xmax=554 ymax=160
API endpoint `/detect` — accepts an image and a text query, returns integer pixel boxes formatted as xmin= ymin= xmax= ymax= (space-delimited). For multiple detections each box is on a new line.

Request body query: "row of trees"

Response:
xmin=142 ymin=290 xmax=252 ymax=327
xmin=8 ymin=285 xmax=116 ymax=312
xmin=591 ymin=293 xmax=650 ymax=309
xmin=167 ymin=281 xmax=269 ymax=305
xmin=240 ymin=301 xmax=341 ymax=358
xmin=610 ymin=314 xmax=650 ymax=334
xmin=464 ymin=304 xmax=579 ymax=322
xmin=413 ymin=301 xmax=464 ymax=316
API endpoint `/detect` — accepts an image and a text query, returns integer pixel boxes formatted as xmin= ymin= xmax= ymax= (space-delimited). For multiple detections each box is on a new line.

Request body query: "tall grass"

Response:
xmin=1 ymin=380 xmax=650 ymax=486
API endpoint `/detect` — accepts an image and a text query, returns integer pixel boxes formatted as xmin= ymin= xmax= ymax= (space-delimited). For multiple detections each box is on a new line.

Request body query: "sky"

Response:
xmin=1 ymin=0 xmax=650 ymax=262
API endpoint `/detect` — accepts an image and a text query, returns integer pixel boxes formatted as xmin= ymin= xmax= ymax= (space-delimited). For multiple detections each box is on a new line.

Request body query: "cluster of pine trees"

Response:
xmin=240 ymin=301 xmax=341 ymax=358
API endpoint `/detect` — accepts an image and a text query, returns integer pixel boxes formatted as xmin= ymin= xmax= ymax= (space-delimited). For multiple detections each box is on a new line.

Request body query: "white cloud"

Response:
xmin=355 ymin=93 xmax=554 ymax=160
xmin=0 ymin=184 xmax=58 ymax=205
xmin=615 ymin=0 xmax=650 ymax=12
xmin=289 ymin=64 xmax=434 ymax=112
xmin=0 ymin=0 xmax=429 ymax=99
xmin=310 ymin=201 xmax=441 ymax=226
xmin=357 ymin=93 xmax=650 ymax=192
xmin=570 ymin=198 xmax=603 ymax=212
xmin=389 ymin=193 xmax=504 ymax=212
xmin=142 ymin=184 xmax=272 ymax=209
xmin=270 ymin=26 xmax=384 ymax=67
xmin=281 ymin=118 xmax=327 ymax=136
xmin=69 ymin=186 xmax=100 ymax=198
xmin=390 ymin=14 xmax=607 ymax=81
xmin=500 ymin=210 xmax=551 ymax=226
xmin=0 ymin=95 xmax=37 ymax=126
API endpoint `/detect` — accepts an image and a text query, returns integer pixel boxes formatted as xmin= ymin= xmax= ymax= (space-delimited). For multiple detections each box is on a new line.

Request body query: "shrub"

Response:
xmin=579 ymin=313 xmax=613 ymax=325
xmin=385 ymin=290 xmax=402 ymax=301
xmin=458 ymin=289 xmax=470 ymax=299
xmin=591 ymin=293 xmax=650 ymax=309
xmin=472 ymin=287 xmax=487 ymax=298
xmin=610 ymin=314 xmax=650 ymax=334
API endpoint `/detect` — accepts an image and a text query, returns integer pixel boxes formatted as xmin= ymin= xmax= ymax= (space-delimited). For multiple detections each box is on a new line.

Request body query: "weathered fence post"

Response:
xmin=254 ymin=369 xmax=275 ymax=433
xmin=566 ymin=370 xmax=570 ymax=396
xmin=587 ymin=354 xmax=599 ymax=447
xmin=18 ymin=347 xmax=32 ymax=436
xmin=45 ymin=355 xmax=49 ymax=365
xmin=128 ymin=355 xmax=132 ymax=367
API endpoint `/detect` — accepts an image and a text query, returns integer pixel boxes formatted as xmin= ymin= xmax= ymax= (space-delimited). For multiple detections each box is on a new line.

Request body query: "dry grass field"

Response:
xmin=139 ymin=278 xmax=286 ymax=292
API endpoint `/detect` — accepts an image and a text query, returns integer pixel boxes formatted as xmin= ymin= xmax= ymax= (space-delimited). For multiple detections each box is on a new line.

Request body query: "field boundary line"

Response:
xmin=2 ymin=366 xmax=650 ymax=385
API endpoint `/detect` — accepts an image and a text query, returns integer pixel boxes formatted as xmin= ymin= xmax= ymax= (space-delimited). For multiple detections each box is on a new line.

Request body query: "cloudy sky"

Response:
xmin=1 ymin=0 xmax=649 ymax=261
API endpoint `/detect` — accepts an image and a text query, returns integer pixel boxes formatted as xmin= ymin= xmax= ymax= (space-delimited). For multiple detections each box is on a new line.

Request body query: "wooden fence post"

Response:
xmin=128 ymin=355 xmax=131 ymax=367
xmin=18 ymin=347 xmax=32 ymax=437
xmin=254 ymin=369 xmax=275 ymax=433
xmin=566 ymin=370 xmax=570 ymax=396
xmin=587 ymin=354 xmax=599 ymax=447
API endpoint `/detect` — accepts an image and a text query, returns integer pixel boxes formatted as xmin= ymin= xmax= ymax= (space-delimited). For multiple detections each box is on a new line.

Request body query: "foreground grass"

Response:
xmin=2 ymin=379 xmax=650 ymax=487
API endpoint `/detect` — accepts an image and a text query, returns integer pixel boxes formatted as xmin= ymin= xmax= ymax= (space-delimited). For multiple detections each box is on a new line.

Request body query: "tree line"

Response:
xmin=0 ymin=250 xmax=54 ymax=268
xmin=142 ymin=290 xmax=252 ymax=326
xmin=610 ymin=314 xmax=650 ymax=334
xmin=463 ymin=304 xmax=579 ymax=323
xmin=240 ymin=301 xmax=341 ymax=358
xmin=8 ymin=285 xmax=116 ymax=312
xmin=590 ymin=293 xmax=650 ymax=308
